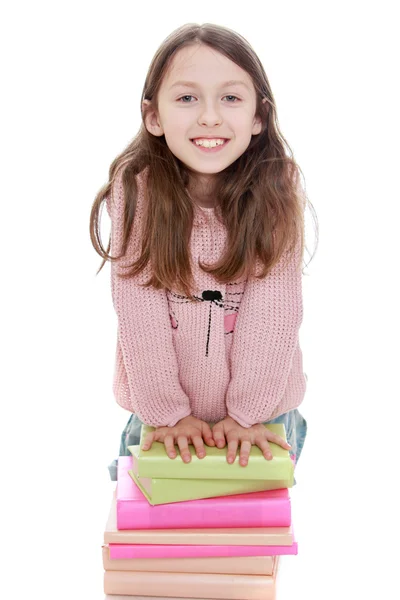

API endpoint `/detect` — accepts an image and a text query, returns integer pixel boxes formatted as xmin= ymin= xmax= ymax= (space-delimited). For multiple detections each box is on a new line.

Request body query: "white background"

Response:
xmin=1 ymin=1 xmax=399 ymax=599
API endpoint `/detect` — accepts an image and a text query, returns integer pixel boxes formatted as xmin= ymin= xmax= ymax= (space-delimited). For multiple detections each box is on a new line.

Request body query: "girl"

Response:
xmin=90 ymin=23 xmax=315 ymax=481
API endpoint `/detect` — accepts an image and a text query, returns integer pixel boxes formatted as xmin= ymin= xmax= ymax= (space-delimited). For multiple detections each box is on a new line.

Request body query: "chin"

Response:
xmin=185 ymin=160 xmax=235 ymax=175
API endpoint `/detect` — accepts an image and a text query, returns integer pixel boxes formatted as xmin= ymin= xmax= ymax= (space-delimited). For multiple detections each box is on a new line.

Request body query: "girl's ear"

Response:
xmin=252 ymin=97 xmax=268 ymax=136
xmin=142 ymin=99 xmax=164 ymax=137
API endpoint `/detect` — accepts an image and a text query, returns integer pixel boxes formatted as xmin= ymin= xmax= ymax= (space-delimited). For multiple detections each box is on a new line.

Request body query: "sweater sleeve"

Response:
xmin=106 ymin=168 xmax=192 ymax=427
xmin=225 ymin=231 xmax=304 ymax=428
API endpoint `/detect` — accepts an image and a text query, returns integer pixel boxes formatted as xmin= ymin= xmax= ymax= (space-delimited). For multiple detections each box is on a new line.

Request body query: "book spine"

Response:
xmin=149 ymin=478 xmax=291 ymax=505
xmin=117 ymin=498 xmax=291 ymax=530
xmin=102 ymin=547 xmax=275 ymax=575
xmin=137 ymin=456 xmax=292 ymax=480
xmin=108 ymin=542 xmax=298 ymax=559
xmin=104 ymin=568 xmax=277 ymax=599
xmin=104 ymin=527 xmax=293 ymax=546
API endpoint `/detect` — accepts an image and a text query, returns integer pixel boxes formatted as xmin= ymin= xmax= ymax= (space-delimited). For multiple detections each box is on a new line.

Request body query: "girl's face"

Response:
xmin=144 ymin=44 xmax=263 ymax=183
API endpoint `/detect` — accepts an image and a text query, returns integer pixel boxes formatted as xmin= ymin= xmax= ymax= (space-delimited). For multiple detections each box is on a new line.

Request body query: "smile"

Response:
xmin=190 ymin=138 xmax=230 ymax=152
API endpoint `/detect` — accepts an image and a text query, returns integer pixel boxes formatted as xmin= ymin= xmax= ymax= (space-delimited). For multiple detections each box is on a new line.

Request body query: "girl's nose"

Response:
xmin=197 ymin=102 xmax=222 ymax=127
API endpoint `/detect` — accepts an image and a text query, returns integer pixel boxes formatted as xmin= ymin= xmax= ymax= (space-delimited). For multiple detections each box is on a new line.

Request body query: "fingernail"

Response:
xmin=169 ymin=452 xmax=176 ymax=458
xmin=142 ymin=445 xmax=148 ymax=450
xmin=228 ymin=457 xmax=234 ymax=464
xmin=198 ymin=452 xmax=205 ymax=458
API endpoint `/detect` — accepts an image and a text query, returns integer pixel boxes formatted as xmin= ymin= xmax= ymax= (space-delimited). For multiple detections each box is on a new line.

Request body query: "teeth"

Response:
xmin=193 ymin=138 xmax=226 ymax=148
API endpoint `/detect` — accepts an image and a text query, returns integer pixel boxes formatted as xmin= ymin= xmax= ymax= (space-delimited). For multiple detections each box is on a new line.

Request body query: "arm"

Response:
xmin=106 ymin=168 xmax=191 ymax=427
xmin=225 ymin=231 xmax=304 ymax=428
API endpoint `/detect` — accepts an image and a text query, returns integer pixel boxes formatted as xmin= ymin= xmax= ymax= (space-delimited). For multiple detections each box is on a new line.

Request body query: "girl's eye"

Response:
xmin=177 ymin=95 xmax=240 ymax=103
xmin=179 ymin=95 xmax=195 ymax=103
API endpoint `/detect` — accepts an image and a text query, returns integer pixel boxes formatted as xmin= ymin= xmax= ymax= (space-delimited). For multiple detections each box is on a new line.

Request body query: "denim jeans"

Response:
xmin=108 ymin=409 xmax=307 ymax=482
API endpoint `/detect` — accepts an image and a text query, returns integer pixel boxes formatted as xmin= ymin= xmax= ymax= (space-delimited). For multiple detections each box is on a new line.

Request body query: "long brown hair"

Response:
xmin=90 ymin=22 xmax=317 ymax=300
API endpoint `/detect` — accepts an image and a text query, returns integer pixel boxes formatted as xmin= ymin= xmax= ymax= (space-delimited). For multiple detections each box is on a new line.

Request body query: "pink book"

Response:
xmin=102 ymin=545 xmax=275 ymax=575
xmin=109 ymin=541 xmax=297 ymax=560
xmin=104 ymin=559 xmax=279 ymax=599
xmin=117 ymin=456 xmax=291 ymax=530
xmin=106 ymin=492 xmax=293 ymax=546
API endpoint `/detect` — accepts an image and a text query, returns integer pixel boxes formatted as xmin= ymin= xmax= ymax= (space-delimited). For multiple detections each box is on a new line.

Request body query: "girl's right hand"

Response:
xmin=141 ymin=415 xmax=215 ymax=463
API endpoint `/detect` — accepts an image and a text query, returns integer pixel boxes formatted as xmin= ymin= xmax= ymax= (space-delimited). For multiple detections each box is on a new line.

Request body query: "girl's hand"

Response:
xmin=212 ymin=416 xmax=291 ymax=467
xmin=141 ymin=415 xmax=215 ymax=463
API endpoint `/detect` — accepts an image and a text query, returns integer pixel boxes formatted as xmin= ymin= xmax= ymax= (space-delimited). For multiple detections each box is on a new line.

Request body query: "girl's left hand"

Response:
xmin=212 ymin=416 xmax=291 ymax=466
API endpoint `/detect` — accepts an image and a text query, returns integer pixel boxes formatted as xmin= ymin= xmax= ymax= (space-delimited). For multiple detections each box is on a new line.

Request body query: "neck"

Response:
xmin=187 ymin=174 xmax=217 ymax=208
xmin=193 ymin=196 xmax=216 ymax=209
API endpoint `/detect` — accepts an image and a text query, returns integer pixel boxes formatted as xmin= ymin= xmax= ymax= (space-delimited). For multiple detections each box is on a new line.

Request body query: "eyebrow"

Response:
xmin=169 ymin=79 xmax=251 ymax=91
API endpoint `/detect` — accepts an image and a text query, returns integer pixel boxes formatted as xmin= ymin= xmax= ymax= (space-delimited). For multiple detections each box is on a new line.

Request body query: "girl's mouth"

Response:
xmin=190 ymin=138 xmax=230 ymax=153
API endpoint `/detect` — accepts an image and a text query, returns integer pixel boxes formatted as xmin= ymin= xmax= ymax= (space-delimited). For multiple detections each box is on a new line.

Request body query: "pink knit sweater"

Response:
xmin=106 ymin=167 xmax=306 ymax=428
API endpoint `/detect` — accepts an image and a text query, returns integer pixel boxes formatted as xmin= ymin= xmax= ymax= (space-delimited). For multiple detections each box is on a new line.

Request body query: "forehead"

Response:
xmin=160 ymin=44 xmax=255 ymax=92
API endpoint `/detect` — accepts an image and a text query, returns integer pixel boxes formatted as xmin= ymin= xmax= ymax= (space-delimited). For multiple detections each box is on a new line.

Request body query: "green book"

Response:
xmin=129 ymin=423 xmax=293 ymax=480
xmin=128 ymin=445 xmax=292 ymax=505
xmin=127 ymin=423 xmax=294 ymax=505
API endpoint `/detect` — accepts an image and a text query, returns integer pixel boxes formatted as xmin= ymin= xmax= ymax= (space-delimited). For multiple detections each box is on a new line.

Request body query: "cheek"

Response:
xmin=236 ymin=112 xmax=257 ymax=130
xmin=164 ymin=113 xmax=190 ymax=136
xmin=220 ymin=112 xmax=253 ymax=137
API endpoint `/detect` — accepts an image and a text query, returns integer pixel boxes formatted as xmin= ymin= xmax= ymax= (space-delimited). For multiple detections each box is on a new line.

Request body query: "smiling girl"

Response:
xmin=90 ymin=23 xmax=315 ymax=481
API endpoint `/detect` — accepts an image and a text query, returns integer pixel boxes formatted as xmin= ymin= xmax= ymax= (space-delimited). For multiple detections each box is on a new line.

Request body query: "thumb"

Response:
xmin=211 ymin=422 xmax=226 ymax=448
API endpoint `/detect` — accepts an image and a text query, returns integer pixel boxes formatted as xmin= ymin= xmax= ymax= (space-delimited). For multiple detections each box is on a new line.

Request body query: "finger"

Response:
xmin=141 ymin=431 xmax=155 ymax=450
xmin=163 ymin=434 xmax=177 ymax=459
xmin=192 ymin=434 xmax=206 ymax=459
xmin=153 ymin=428 xmax=167 ymax=442
xmin=257 ymin=438 xmax=273 ymax=460
xmin=177 ymin=435 xmax=191 ymax=463
xmin=265 ymin=431 xmax=292 ymax=450
xmin=212 ymin=424 xmax=226 ymax=449
xmin=226 ymin=433 xmax=239 ymax=464
xmin=239 ymin=439 xmax=252 ymax=466
xmin=201 ymin=422 xmax=215 ymax=447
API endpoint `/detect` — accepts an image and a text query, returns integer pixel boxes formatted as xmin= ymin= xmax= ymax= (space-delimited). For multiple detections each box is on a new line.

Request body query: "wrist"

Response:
xmin=176 ymin=414 xmax=194 ymax=424
xmin=166 ymin=409 xmax=192 ymax=427
xmin=226 ymin=410 xmax=252 ymax=428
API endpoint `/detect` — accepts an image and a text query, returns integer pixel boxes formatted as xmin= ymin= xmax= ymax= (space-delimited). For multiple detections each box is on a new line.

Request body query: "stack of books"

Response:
xmin=103 ymin=423 xmax=297 ymax=599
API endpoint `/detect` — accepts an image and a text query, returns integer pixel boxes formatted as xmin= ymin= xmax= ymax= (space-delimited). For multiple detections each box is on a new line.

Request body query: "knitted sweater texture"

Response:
xmin=106 ymin=167 xmax=306 ymax=428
